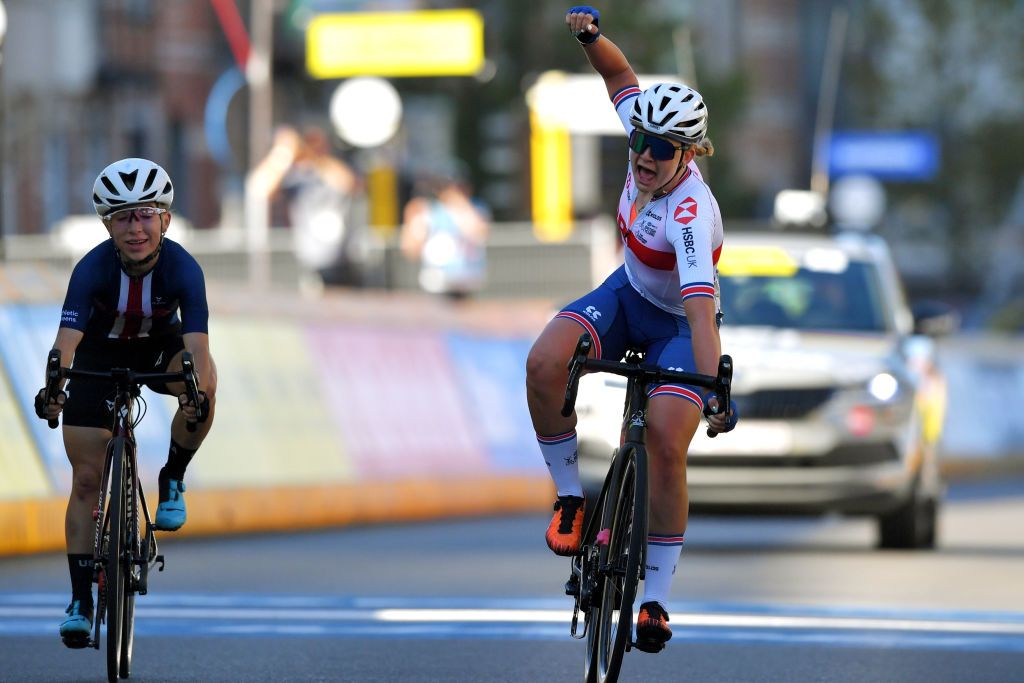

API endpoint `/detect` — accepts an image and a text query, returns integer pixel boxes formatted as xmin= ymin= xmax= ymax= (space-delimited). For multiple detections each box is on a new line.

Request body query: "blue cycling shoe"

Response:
xmin=60 ymin=600 xmax=92 ymax=648
xmin=155 ymin=477 xmax=187 ymax=531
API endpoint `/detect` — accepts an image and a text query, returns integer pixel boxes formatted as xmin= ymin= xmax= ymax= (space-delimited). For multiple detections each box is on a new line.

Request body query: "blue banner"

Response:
xmin=827 ymin=131 xmax=940 ymax=181
xmin=0 ymin=304 xmax=175 ymax=491
xmin=445 ymin=333 xmax=545 ymax=473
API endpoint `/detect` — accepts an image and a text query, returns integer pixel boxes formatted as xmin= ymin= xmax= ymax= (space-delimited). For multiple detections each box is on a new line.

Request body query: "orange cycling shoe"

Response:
xmin=545 ymin=495 xmax=585 ymax=556
xmin=635 ymin=601 xmax=672 ymax=653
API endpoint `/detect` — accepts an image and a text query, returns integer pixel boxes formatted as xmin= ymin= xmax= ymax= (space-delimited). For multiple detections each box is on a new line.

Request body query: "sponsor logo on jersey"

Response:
xmin=681 ymin=224 xmax=696 ymax=256
xmin=61 ymin=310 xmax=78 ymax=323
xmin=584 ymin=306 xmax=602 ymax=321
xmin=674 ymin=197 xmax=698 ymax=225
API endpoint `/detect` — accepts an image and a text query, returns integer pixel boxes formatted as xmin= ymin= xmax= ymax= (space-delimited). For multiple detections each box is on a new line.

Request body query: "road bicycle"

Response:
xmin=561 ymin=332 xmax=731 ymax=683
xmin=42 ymin=349 xmax=203 ymax=683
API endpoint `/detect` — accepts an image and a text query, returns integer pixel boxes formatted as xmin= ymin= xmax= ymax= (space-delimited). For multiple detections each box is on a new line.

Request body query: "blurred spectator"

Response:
xmin=251 ymin=125 xmax=365 ymax=289
xmin=400 ymin=168 xmax=490 ymax=301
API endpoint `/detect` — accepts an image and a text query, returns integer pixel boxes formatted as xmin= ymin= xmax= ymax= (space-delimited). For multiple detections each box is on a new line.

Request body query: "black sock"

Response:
xmin=163 ymin=439 xmax=198 ymax=481
xmin=68 ymin=554 xmax=94 ymax=606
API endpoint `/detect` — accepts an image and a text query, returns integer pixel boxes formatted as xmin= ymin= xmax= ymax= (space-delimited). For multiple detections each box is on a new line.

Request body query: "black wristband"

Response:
xmin=574 ymin=28 xmax=600 ymax=45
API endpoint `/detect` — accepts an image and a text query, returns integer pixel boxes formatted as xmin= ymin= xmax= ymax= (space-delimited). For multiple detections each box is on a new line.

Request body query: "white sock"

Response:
xmin=537 ymin=431 xmax=583 ymax=498
xmin=642 ymin=533 xmax=684 ymax=610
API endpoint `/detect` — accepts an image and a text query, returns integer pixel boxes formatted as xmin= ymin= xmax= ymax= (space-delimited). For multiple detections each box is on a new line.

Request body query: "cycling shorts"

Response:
xmin=62 ymin=334 xmax=185 ymax=429
xmin=556 ymin=265 xmax=714 ymax=412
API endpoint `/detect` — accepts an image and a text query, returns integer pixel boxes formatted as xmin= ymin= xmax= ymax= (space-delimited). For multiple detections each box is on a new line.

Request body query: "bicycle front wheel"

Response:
xmin=105 ymin=437 xmax=128 ymax=683
xmin=586 ymin=444 xmax=648 ymax=683
xmin=119 ymin=440 xmax=139 ymax=679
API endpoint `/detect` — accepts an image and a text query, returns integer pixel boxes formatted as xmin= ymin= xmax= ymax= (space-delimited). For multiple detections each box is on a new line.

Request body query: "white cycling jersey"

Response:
xmin=612 ymin=85 xmax=723 ymax=319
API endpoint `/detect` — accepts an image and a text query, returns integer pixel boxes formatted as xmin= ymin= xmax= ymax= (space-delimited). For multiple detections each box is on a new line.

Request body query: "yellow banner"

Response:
xmin=307 ymin=10 xmax=484 ymax=78
xmin=192 ymin=318 xmax=354 ymax=488
xmin=0 ymin=365 xmax=50 ymax=499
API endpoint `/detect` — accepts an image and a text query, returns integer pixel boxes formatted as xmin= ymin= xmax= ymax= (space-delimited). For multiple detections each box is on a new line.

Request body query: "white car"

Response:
xmin=575 ymin=230 xmax=949 ymax=549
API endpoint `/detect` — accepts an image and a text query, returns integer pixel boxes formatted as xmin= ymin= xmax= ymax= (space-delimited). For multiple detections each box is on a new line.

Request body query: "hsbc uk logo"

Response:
xmin=674 ymin=197 xmax=698 ymax=225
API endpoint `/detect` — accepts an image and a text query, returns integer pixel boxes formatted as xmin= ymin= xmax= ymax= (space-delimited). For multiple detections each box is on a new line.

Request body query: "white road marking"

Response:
xmin=3 ymin=594 xmax=1023 ymax=650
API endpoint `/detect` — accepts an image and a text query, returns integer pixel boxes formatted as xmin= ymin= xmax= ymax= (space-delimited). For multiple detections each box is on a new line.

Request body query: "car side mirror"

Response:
xmin=911 ymin=300 xmax=960 ymax=337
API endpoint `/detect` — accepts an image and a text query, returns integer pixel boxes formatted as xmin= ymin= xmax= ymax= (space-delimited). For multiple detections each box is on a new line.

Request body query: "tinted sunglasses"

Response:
xmin=628 ymin=129 xmax=683 ymax=161
xmin=107 ymin=206 xmax=167 ymax=225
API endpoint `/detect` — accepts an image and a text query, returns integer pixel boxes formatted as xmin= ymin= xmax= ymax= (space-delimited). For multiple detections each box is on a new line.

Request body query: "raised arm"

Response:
xmin=565 ymin=6 xmax=638 ymax=98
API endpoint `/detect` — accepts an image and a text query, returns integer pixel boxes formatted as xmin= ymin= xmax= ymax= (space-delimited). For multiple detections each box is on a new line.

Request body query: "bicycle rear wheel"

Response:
xmin=105 ymin=437 xmax=128 ymax=683
xmin=585 ymin=444 xmax=648 ymax=683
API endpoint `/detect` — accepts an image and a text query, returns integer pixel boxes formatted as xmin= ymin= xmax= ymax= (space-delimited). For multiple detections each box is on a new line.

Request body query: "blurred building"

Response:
xmin=1 ymin=0 xmax=225 ymax=234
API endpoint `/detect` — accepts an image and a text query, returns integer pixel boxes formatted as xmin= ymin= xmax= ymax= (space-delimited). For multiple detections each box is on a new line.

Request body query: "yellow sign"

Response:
xmin=307 ymin=10 xmax=484 ymax=78
xmin=718 ymin=246 xmax=799 ymax=277
xmin=529 ymin=111 xmax=573 ymax=242
xmin=0 ymin=368 xmax=51 ymax=499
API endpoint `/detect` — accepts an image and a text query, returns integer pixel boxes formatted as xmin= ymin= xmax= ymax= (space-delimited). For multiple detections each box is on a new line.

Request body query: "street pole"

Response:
xmin=245 ymin=0 xmax=273 ymax=289
xmin=0 ymin=0 xmax=7 ymax=260
xmin=810 ymin=5 xmax=848 ymax=197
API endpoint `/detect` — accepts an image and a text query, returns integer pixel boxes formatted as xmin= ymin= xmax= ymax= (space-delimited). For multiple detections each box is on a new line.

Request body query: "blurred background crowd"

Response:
xmin=0 ymin=0 xmax=1019 ymax=326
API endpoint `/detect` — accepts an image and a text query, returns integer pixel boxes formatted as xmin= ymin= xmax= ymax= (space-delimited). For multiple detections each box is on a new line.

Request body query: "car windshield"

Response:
xmin=720 ymin=260 xmax=889 ymax=332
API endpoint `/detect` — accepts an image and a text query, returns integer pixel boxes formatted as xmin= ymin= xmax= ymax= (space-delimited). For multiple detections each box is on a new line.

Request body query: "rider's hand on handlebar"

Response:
xmin=34 ymin=388 xmax=66 ymax=421
xmin=178 ymin=391 xmax=209 ymax=424
xmin=703 ymin=394 xmax=739 ymax=434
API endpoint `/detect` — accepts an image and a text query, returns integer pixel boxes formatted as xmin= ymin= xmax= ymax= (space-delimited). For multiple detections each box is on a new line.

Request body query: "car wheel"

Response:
xmin=877 ymin=489 xmax=938 ymax=550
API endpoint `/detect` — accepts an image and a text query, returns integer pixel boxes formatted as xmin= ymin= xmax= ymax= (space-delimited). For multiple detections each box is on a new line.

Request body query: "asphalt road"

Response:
xmin=1 ymin=478 xmax=1023 ymax=683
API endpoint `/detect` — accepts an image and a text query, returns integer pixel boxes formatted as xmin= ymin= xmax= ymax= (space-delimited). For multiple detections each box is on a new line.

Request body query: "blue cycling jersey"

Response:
xmin=59 ymin=238 xmax=209 ymax=340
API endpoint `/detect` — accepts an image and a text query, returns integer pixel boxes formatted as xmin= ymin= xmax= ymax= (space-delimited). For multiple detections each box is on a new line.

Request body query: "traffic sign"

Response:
xmin=826 ymin=131 xmax=939 ymax=181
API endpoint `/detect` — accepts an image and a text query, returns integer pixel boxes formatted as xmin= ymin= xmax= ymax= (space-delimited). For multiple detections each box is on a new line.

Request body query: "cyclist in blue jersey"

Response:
xmin=34 ymin=158 xmax=217 ymax=647
xmin=525 ymin=7 xmax=738 ymax=652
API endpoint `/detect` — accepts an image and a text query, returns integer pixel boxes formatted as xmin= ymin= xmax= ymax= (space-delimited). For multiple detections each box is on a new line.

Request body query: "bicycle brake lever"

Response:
xmin=180 ymin=352 xmax=202 ymax=432
xmin=561 ymin=334 xmax=593 ymax=418
xmin=706 ymin=355 xmax=733 ymax=439
xmin=44 ymin=349 xmax=62 ymax=429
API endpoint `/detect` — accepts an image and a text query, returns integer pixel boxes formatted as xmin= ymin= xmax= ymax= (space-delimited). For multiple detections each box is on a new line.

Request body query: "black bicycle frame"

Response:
xmin=42 ymin=349 xmax=203 ymax=658
xmin=562 ymin=332 xmax=732 ymax=638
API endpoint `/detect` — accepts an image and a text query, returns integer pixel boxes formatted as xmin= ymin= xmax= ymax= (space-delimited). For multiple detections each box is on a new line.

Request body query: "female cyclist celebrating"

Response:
xmin=35 ymin=158 xmax=217 ymax=647
xmin=525 ymin=6 xmax=737 ymax=652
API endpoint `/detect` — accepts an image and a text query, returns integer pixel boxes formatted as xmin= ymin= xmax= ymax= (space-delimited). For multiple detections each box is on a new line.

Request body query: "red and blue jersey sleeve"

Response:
xmin=162 ymin=241 xmax=209 ymax=335
xmin=611 ymin=85 xmax=642 ymax=135
xmin=59 ymin=242 xmax=112 ymax=332
xmin=666 ymin=192 xmax=718 ymax=303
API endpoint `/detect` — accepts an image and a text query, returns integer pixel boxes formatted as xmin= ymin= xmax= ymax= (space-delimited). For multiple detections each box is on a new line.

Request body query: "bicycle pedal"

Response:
xmin=564 ymin=574 xmax=580 ymax=597
xmin=61 ymin=633 xmax=91 ymax=650
xmin=155 ymin=554 xmax=166 ymax=571
xmin=633 ymin=637 xmax=667 ymax=654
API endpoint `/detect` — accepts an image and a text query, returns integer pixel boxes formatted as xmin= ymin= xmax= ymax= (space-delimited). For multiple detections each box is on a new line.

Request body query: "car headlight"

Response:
xmin=867 ymin=372 xmax=899 ymax=402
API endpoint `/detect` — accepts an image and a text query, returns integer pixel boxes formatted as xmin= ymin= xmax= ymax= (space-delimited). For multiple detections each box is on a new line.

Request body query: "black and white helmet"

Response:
xmin=92 ymin=158 xmax=174 ymax=218
xmin=629 ymin=83 xmax=708 ymax=144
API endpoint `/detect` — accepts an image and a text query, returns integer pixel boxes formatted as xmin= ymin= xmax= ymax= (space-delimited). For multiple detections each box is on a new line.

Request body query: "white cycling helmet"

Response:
xmin=92 ymin=157 xmax=174 ymax=218
xmin=629 ymin=83 xmax=708 ymax=144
